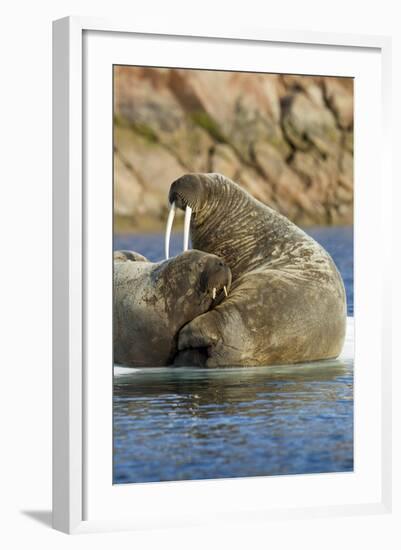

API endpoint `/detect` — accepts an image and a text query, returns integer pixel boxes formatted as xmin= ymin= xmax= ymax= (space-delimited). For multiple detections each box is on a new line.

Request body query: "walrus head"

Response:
xmin=168 ymin=173 xmax=209 ymax=212
xmin=114 ymin=249 xmax=232 ymax=367
xmin=165 ymin=173 xmax=219 ymax=259
xmin=159 ymin=249 xmax=232 ymax=308
xmin=165 ymin=172 xmax=290 ymax=280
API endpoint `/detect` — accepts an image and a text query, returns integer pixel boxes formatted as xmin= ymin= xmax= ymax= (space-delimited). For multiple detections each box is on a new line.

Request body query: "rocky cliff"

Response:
xmin=114 ymin=67 xmax=353 ymax=231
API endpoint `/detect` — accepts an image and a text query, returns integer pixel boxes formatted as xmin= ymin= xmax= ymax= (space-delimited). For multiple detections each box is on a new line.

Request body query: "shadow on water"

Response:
xmin=113 ymin=358 xmax=353 ymax=483
xmin=114 ymin=360 xmax=352 ymax=409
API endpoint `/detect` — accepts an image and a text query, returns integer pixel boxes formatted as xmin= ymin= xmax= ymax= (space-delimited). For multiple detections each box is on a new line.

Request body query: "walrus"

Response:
xmin=114 ymin=249 xmax=231 ymax=367
xmin=165 ymin=173 xmax=347 ymax=367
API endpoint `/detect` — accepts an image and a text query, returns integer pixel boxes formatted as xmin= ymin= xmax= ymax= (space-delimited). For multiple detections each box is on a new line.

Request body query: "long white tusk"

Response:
xmin=183 ymin=205 xmax=192 ymax=252
xmin=165 ymin=201 xmax=176 ymax=259
xmin=212 ymin=287 xmax=216 ymax=300
xmin=224 ymin=286 xmax=228 ymax=297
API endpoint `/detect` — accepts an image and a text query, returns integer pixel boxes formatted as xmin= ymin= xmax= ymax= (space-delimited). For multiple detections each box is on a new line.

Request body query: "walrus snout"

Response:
xmin=199 ymin=257 xmax=232 ymax=304
xmin=166 ymin=174 xmax=218 ymax=259
xmin=166 ymin=174 xmax=205 ymax=259
xmin=168 ymin=174 xmax=206 ymax=211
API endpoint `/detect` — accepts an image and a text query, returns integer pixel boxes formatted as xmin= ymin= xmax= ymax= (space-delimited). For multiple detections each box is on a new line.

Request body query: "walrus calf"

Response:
xmin=114 ymin=249 xmax=231 ymax=367
xmin=165 ymin=173 xmax=347 ymax=367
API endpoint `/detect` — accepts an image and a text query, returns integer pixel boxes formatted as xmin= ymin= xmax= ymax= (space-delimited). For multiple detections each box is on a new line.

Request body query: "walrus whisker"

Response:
xmin=183 ymin=205 xmax=192 ymax=252
xmin=165 ymin=201 xmax=176 ymax=259
xmin=224 ymin=285 xmax=228 ymax=297
xmin=212 ymin=287 xmax=216 ymax=300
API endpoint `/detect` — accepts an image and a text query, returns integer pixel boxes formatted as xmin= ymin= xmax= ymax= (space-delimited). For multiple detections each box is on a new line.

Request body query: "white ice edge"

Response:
xmin=114 ymin=317 xmax=355 ymax=375
xmin=341 ymin=316 xmax=354 ymax=361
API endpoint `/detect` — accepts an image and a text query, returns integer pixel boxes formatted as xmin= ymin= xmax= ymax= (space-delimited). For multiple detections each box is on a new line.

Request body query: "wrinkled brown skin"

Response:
xmin=170 ymin=173 xmax=347 ymax=367
xmin=114 ymin=249 xmax=231 ymax=367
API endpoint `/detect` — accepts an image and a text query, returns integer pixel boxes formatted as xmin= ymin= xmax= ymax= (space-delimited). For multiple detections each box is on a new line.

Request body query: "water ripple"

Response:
xmin=113 ymin=228 xmax=354 ymax=483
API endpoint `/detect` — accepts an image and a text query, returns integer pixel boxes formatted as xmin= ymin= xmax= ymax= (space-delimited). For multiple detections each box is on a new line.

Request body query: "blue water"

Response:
xmin=113 ymin=227 xmax=354 ymax=484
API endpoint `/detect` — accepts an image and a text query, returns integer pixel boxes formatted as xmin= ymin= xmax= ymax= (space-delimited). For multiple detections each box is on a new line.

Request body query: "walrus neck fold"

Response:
xmin=191 ymin=184 xmax=272 ymax=279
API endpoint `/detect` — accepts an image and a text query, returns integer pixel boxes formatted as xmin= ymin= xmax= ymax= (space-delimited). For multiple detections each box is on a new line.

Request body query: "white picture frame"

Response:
xmin=52 ymin=16 xmax=392 ymax=534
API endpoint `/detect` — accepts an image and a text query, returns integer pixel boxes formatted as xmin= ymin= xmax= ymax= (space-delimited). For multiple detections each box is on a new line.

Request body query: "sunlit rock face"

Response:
xmin=113 ymin=67 xmax=353 ymax=231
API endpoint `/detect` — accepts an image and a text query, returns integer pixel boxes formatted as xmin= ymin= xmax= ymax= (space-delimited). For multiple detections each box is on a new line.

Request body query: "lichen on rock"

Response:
xmin=113 ymin=66 xmax=353 ymax=231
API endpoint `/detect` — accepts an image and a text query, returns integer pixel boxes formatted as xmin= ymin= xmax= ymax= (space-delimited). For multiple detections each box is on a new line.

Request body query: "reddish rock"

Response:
xmin=324 ymin=77 xmax=354 ymax=129
xmin=210 ymin=144 xmax=241 ymax=179
xmin=113 ymin=67 xmax=354 ymax=229
xmin=113 ymin=153 xmax=142 ymax=217
xmin=282 ymin=91 xmax=341 ymax=156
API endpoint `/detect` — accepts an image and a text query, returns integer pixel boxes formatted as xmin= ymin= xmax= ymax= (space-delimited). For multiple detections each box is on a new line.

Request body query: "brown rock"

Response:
xmin=114 ymin=67 xmax=182 ymax=134
xmin=344 ymin=130 xmax=354 ymax=153
xmin=168 ymin=69 xmax=290 ymax=161
xmin=113 ymin=153 xmax=143 ymax=217
xmin=115 ymin=125 xmax=186 ymax=221
xmin=340 ymin=151 xmax=353 ymax=186
xmin=237 ymin=167 xmax=274 ymax=206
xmin=291 ymin=150 xmax=339 ymax=202
xmin=114 ymin=66 xmax=213 ymax=171
xmin=210 ymin=144 xmax=241 ymax=179
xmin=324 ymin=78 xmax=354 ymax=129
xmin=253 ymin=141 xmax=326 ymax=223
xmin=113 ymin=67 xmax=354 ymax=228
xmin=282 ymin=91 xmax=341 ymax=156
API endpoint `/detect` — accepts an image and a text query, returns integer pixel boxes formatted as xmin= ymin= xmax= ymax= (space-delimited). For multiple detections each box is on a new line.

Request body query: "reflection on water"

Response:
xmin=114 ymin=353 xmax=353 ymax=483
xmin=113 ymin=227 xmax=353 ymax=484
